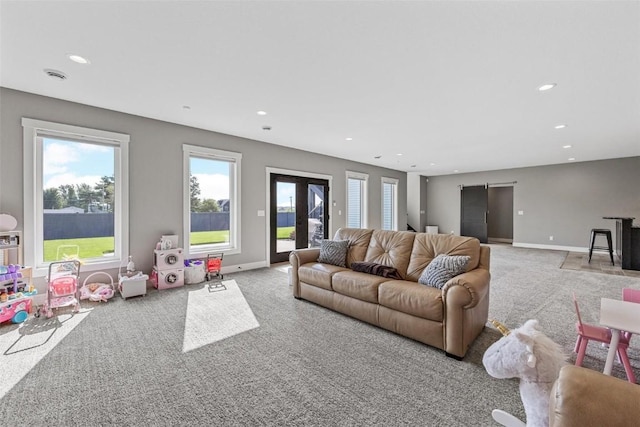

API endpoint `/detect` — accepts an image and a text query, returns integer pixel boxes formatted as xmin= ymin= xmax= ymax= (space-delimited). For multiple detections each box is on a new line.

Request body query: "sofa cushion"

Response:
xmin=332 ymin=270 xmax=388 ymax=304
xmin=378 ymin=281 xmax=443 ymax=321
xmin=333 ymin=228 xmax=374 ymax=267
xmin=418 ymin=254 xmax=470 ymax=289
xmin=350 ymin=262 xmax=402 ymax=279
xmin=317 ymin=239 xmax=349 ymax=267
xmin=406 ymin=234 xmax=480 ymax=282
xmin=363 ymin=230 xmax=416 ymax=279
xmin=298 ymin=262 xmax=349 ymax=291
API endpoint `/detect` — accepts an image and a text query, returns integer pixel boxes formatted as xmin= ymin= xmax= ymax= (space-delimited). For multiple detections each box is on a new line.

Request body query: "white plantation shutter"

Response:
xmin=381 ymin=177 xmax=398 ymax=231
xmin=346 ymin=172 xmax=368 ymax=229
xmin=347 ymin=178 xmax=362 ymax=228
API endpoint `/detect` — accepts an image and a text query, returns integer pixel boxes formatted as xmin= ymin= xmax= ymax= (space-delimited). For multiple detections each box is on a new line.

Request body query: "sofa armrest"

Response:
xmin=550 ymin=365 xmax=640 ymax=427
xmin=289 ymin=248 xmax=321 ymax=297
xmin=442 ymin=268 xmax=490 ymax=309
xmin=442 ymin=267 xmax=491 ymax=358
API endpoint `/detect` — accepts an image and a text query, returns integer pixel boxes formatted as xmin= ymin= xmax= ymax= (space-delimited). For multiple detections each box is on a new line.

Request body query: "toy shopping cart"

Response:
xmin=38 ymin=260 xmax=81 ymax=318
xmin=205 ymin=253 xmax=225 ymax=292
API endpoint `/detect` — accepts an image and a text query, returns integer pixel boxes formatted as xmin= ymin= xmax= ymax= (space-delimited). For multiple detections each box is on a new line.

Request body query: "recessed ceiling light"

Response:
xmin=345 ymin=137 xmax=353 ymax=141
xmin=257 ymin=111 xmax=267 ymax=116
xmin=453 ymin=169 xmax=459 ymax=173
xmin=374 ymin=155 xmax=382 ymax=159
xmin=554 ymin=124 xmax=567 ymax=129
xmin=67 ymin=54 xmax=90 ymax=64
xmin=410 ymin=165 xmax=416 ymax=168
xmin=396 ymin=153 xmax=403 ymax=156
xmin=563 ymin=144 xmax=572 ymax=149
xmin=538 ymin=83 xmax=557 ymax=91
xmin=430 ymin=163 xmax=436 ymax=166
xmin=568 ymin=157 xmax=575 ymax=161
xmin=262 ymin=125 xmax=272 ymax=131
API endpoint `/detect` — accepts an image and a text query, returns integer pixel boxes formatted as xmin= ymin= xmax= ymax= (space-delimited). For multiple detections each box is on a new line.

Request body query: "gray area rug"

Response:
xmin=0 ymin=244 xmax=639 ymax=426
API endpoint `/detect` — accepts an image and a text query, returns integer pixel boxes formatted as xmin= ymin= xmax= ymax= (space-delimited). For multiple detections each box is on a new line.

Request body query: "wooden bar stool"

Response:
xmin=588 ymin=228 xmax=614 ymax=265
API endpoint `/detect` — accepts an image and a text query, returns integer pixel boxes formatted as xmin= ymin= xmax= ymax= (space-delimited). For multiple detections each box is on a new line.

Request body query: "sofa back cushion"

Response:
xmin=333 ymin=228 xmax=374 ymax=267
xmin=363 ymin=230 xmax=416 ymax=279
xmin=406 ymin=234 xmax=481 ymax=282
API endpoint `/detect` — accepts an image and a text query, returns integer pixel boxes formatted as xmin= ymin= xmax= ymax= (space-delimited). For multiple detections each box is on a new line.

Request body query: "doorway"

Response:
xmin=460 ymin=184 xmax=514 ymax=244
xmin=487 ymin=186 xmax=514 ymax=243
xmin=269 ymin=173 xmax=329 ymax=264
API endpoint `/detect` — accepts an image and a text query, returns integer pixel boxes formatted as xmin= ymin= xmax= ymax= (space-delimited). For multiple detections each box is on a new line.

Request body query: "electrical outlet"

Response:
xmin=549 ymin=235 xmax=554 ymax=241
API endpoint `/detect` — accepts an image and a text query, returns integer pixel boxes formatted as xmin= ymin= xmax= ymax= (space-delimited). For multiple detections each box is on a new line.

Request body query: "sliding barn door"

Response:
xmin=461 ymin=185 xmax=488 ymax=243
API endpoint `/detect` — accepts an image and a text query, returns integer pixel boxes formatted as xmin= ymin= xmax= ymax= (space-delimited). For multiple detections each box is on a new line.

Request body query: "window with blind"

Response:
xmin=381 ymin=177 xmax=398 ymax=231
xmin=346 ymin=172 xmax=368 ymax=229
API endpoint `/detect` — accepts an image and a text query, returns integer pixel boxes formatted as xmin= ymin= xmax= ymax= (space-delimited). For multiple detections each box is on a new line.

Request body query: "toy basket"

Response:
xmin=80 ymin=271 xmax=115 ymax=302
xmin=184 ymin=259 xmax=206 ymax=284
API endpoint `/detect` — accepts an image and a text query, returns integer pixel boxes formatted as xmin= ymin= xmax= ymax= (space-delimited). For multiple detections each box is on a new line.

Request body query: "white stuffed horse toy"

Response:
xmin=482 ymin=319 xmax=566 ymax=427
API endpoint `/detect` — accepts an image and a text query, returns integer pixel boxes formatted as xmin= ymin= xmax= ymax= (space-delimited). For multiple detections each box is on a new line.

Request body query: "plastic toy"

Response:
xmin=39 ymin=260 xmax=81 ymax=318
xmin=0 ymin=296 xmax=32 ymax=324
xmin=0 ymin=264 xmax=22 ymax=293
xmin=80 ymin=271 xmax=115 ymax=302
xmin=205 ymin=253 xmax=225 ymax=292
xmin=483 ymin=319 xmax=566 ymax=427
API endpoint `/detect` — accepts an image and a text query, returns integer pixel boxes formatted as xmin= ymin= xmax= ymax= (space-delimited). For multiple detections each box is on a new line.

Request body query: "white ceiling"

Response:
xmin=2 ymin=1 xmax=639 ymax=175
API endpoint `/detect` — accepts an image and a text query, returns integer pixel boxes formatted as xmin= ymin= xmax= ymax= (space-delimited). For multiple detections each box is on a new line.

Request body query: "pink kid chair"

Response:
xmin=572 ymin=293 xmax=636 ymax=383
xmin=622 ymin=288 xmax=640 ymax=341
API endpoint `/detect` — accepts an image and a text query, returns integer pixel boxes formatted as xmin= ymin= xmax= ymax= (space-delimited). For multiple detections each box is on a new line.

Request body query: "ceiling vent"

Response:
xmin=43 ymin=69 xmax=67 ymax=80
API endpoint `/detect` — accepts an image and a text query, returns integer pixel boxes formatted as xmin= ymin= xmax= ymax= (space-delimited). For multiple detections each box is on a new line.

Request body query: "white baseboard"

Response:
xmin=221 ymin=260 xmax=268 ymax=275
xmin=512 ymin=242 xmax=589 ymax=253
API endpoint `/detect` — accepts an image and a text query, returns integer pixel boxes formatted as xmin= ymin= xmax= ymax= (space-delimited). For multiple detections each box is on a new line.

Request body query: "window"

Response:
xmin=381 ymin=177 xmax=398 ymax=231
xmin=22 ymin=118 xmax=129 ymax=275
xmin=346 ymin=171 xmax=368 ymax=228
xmin=183 ymin=144 xmax=241 ymax=256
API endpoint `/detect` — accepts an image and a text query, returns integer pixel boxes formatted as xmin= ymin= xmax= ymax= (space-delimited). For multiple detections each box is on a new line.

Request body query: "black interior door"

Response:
xmin=270 ymin=174 xmax=329 ymax=264
xmin=461 ymin=185 xmax=488 ymax=243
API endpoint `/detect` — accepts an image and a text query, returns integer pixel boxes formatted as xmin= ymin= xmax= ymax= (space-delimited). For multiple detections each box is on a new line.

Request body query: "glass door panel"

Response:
xmin=276 ymin=181 xmax=296 ymax=254
xmin=307 ymin=183 xmax=325 ymax=248
xmin=270 ymin=174 xmax=329 ymax=264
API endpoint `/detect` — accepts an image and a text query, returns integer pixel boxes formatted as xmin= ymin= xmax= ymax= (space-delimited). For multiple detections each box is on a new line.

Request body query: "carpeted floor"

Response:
xmin=0 ymin=244 xmax=639 ymax=426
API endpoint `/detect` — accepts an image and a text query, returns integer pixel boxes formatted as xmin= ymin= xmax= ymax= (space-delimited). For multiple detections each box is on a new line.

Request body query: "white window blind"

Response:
xmin=346 ymin=172 xmax=368 ymax=228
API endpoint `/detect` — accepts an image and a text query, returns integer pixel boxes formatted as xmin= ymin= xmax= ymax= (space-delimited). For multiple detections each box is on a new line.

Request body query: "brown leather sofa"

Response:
xmin=289 ymin=228 xmax=491 ymax=358
xmin=549 ymin=365 xmax=640 ymax=426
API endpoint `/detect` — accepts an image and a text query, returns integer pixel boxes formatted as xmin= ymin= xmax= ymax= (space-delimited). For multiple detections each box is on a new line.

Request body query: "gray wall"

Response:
xmin=426 ymin=157 xmax=640 ymax=249
xmin=0 ymin=88 xmax=407 ymax=273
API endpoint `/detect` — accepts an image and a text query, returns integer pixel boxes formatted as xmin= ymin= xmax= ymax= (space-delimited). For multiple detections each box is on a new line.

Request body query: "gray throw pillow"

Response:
xmin=317 ymin=239 xmax=349 ymax=267
xmin=418 ymin=254 xmax=470 ymax=289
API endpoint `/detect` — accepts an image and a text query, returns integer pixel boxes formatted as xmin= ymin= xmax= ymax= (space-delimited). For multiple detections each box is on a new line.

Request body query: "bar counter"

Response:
xmin=603 ymin=217 xmax=640 ymax=270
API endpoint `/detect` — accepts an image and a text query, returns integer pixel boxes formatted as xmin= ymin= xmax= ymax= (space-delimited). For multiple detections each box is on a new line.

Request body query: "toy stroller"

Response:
xmin=205 ymin=253 xmax=225 ymax=292
xmin=38 ymin=259 xmax=81 ymax=318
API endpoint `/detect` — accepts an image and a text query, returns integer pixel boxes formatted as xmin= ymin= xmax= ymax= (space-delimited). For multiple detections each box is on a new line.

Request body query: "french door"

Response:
xmin=270 ymin=174 xmax=329 ymax=263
